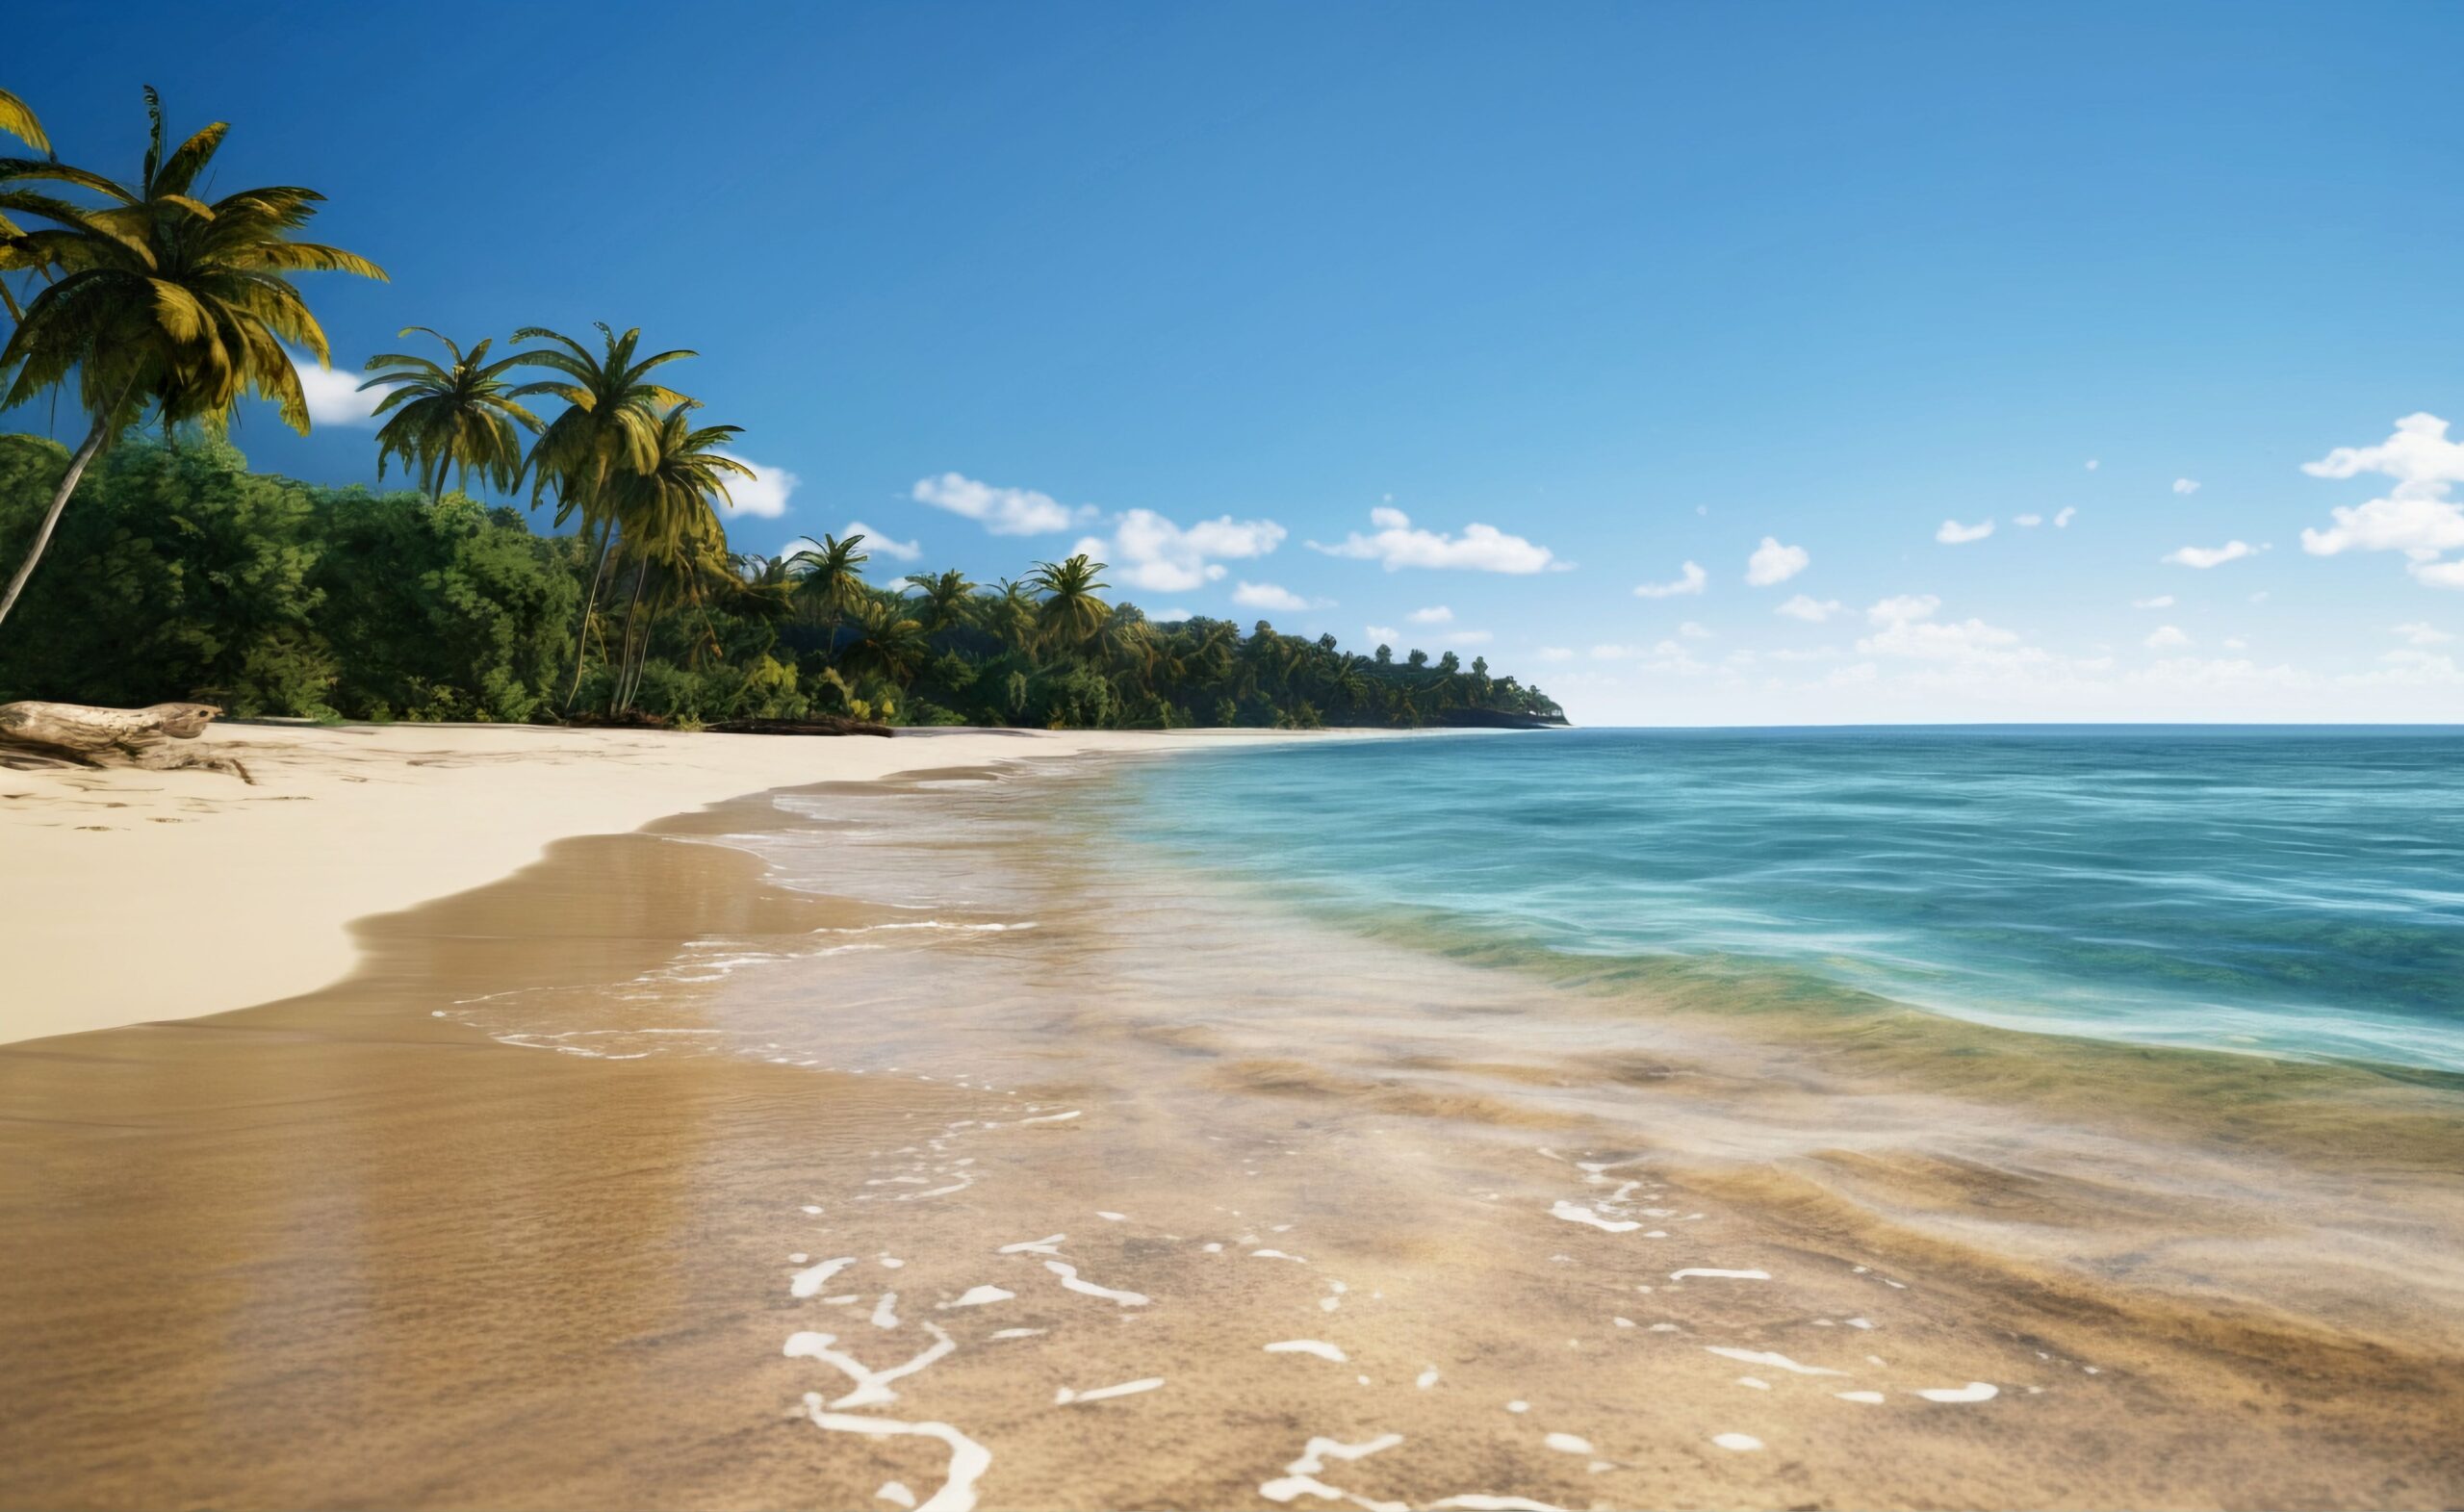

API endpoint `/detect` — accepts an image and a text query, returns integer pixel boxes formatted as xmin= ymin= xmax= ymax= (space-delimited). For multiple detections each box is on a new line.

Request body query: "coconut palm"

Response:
xmin=834 ymin=597 xmax=930 ymax=685
xmin=359 ymin=329 xmax=543 ymax=501
xmin=1028 ymin=552 xmax=1110 ymax=653
xmin=902 ymin=567 xmax=977 ymax=637
xmin=600 ymin=402 xmax=753 ymax=710
xmin=0 ymin=87 xmax=384 ymax=630
xmin=979 ymin=577 xmax=1039 ymax=656
xmin=784 ymin=531 xmax=871 ymax=645
xmin=508 ymin=323 xmax=698 ymax=703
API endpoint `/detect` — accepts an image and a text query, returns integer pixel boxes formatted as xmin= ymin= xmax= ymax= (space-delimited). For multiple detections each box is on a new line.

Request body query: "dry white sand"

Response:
xmin=0 ymin=721 xmax=1342 ymax=1045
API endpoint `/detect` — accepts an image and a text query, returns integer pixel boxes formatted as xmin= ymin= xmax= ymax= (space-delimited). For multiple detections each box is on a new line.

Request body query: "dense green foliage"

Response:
xmin=0 ymin=432 xmax=1563 ymax=730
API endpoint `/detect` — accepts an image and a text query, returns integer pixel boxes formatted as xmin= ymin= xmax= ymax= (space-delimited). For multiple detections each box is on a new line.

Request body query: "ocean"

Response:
xmin=1113 ymin=727 xmax=2464 ymax=1073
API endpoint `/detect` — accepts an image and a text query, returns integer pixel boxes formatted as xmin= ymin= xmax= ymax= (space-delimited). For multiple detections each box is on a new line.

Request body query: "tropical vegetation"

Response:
xmin=0 ymin=84 xmax=1562 ymax=731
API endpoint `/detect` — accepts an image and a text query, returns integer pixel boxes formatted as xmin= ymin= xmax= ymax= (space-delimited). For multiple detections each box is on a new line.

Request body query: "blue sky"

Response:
xmin=13 ymin=0 xmax=2464 ymax=723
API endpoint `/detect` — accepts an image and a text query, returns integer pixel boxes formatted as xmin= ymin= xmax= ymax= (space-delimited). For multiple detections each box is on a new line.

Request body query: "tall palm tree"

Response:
xmin=508 ymin=323 xmax=697 ymax=703
xmin=784 ymin=531 xmax=870 ymax=649
xmin=1028 ymin=553 xmax=1110 ymax=653
xmin=834 ymin=598 xmax=930 ymax=685
xmin=902 ymin=567 xmax=977 ymax=637
xmin=360 ymin=328 xmax=543 ymax=501
xmin=601 ymin=402 xmax=753 ymax=710
xmin=0 ymin=87 xmax=384 ymax=630
xmin=980 ymin=577 xmax=1039 ymax=657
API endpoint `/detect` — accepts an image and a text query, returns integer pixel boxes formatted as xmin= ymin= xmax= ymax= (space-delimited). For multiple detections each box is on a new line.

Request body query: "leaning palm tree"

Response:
xmin=508 ymin=323 xmax=697 ymax=703
xmin=360 ymin=328 xmax=543 ymax=501
xmin=1027 ymin=553 xmax=1110 ymax=653
xmin=0 ymin=87 xmax=385 ymax=630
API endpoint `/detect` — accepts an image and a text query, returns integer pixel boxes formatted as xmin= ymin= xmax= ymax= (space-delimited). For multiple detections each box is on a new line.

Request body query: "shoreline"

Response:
xmin=0 ymin=721 xmax=1404 ymax=1046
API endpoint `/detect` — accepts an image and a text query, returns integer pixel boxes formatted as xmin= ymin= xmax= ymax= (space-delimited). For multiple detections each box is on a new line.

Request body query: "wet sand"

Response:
xmin=4 ymin=754 xmax=2461 ymax=1510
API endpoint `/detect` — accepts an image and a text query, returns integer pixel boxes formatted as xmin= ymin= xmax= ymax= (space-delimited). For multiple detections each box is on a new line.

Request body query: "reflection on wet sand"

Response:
xmin=4 ymin=756 xmax=2462 ymax=1509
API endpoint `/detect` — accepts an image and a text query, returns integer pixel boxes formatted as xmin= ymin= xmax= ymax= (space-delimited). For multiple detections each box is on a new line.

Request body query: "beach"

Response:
xmin=4 ymin=727 xmax=2462 ymax=1510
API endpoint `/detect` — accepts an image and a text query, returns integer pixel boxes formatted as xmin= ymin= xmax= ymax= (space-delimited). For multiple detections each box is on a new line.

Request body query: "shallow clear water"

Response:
xmin=1115 ymin=728 xmax=2464 ymax=1072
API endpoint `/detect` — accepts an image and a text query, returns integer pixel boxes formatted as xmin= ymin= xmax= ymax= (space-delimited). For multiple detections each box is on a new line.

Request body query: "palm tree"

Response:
xmin=0 ymin=87 xmax=385 ymax=630
xmin=784 ymin=531 xmax=870 ymax=648
xmin=359 ymin=329 xmax=543 ymax=501
xmin=602 ymin=402 xmax=753 ymax=710
xmin=1028 ymin=553 xmax=1110 ymax=653
xmin=980 ymin=577 xmax=1039 ymax=656
xmin=834 ymin=598 xmax=930 ymax=685
xmin=0 ymin=90 xmax=47 ymax=152
xmin=508 ymin=323 xmax=697 ymax=703
xmin=902 ymin=567 xmax=977 ymax=637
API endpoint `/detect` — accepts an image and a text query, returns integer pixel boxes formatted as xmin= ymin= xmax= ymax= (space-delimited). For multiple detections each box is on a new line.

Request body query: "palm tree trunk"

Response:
xmin=612 ymin=565 xmax=648 ymax=713
xmin=0 ymin=388 xmax=130 ymax=632
xmin=563 ymin=525 xmax=616 ymax=711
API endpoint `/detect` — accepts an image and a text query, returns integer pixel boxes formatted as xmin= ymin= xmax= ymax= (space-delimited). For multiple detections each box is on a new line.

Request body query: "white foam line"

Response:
xmin=989 ymin=1327 xmax=1045 ymax=1340
xmin=1913 ymin=1382 xmax=1998 ymax=1403
xmin=1550 ymin=1200 xmax=1640 ymax=1233
xmin=784 ymin=1323 xmax=956 ymax=1409
xmin=1265 ymin=1340 xmax=1348 ymax=1362
xmin=1260 ymin=1435 xmax=1406 ymax=1510
xmin=791 ymin=1256 xmax=860 ymax=1298
xmin=877 ymin=1481 xmax=916 ymax=1509
xmin=1017 ymin=1110 xmax=1081 ymax=1125
xmin=1054 ymin=1376 xmax=1165 ymax=1405
xmin=1044 ymin=1260 xmax=1148 ymax=1306
xmin=998 ymin=1234 xmax=1066 ymax=1255
xmin=1251 ymin=1248 xmax=1308 ymax=1263
xmin=1428 ymin=1497 xmax=1570 ymax=1512
xmin=1835 ymin=1391 xmax=1886 ymax=1404
xmin=871 ymin=1293 xmax=901 ymax=1329
xmin=1669 ymin=1269 xmax=1770 ymax=1281
xmin=1703 ymin=1346 xmax=1844 ymax=1377
xmin=1710 ymin=1432 xmax=1763 ymax=1452
xmin=1543 ymin=1432 xmax=1593 ymax=1455
xmin=802 ymin=1397 xmax=989 ymax=1512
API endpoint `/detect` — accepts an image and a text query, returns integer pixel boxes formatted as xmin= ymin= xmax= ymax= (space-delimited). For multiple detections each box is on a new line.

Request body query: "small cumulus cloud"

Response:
xmin=1408 ymin=605 xmax=1454 ymax=624
xmin=1773 ymin=595 xmax=1842 ymax=623
xmin=2133 ymin=595 xmax=2176 ymax=608
xmin=1365 ymin=624 xmax=1400 ymax=643
xmin=2015 ymin=513 xmax=2043 ymax=527
xmin=2173 ymin=478 xmax=2201 ymax=496
xmin=1081 ymin=510 xmax=1288 ymax=593
xmin=2055 ymin=507 xmax=2077 ymax=527
xmin=2393 ymin=621 xmax=2454 ymax=645
xmin=1310 ymin=507 xmax=1566 ymax=573
xmin=1745 ymin=536 xmax=1810 ymax=586
xmin=2144 ymin=625 xmax=2194 ymax=650
xmin=2085 ymin=459 xmax=2100 ymax=472
xmin=844 ymin=520 xmax=920 ymax=560
xmin=1678 ymin=621 xmax=1713 ymax=640
xmin=911 ymin=472 xmax=1096 ymax=534
xmin=1937 ymin=518 xmax=1995 ymax=545
xmin=2164 ymin=540 xmax=2258 ymax=569
xmin=1231 ymin=580 xmax=1321 ymax=613
xmin=1866 ymin=594 xmax=1942 ymax=626
xmin=1537 ymin=646 xmax=1575 ymax=661
xmin=1633 ymin=560 xmax=1707 ymax=598
xmin=2297 ymin=413 xmax=2464 ymax=586
xmin=714 ymin=452 xmax=799 ymax=518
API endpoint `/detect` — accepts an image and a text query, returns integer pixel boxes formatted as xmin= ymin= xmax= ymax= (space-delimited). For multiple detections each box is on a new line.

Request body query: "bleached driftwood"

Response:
xmin=0 ymin=701 xmax=253 ymax=782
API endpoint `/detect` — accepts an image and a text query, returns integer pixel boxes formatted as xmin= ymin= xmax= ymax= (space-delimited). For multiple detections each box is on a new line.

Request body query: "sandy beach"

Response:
xmin=4 ymin=728 xmax=2461 ymax=1510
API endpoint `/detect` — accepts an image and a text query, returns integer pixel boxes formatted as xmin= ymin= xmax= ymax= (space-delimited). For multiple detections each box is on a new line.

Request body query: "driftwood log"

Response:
xmin=0 ymin=701 xmax=254 ymax=782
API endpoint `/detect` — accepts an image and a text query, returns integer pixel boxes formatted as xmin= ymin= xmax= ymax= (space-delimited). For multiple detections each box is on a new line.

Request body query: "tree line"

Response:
xmin=0 ymin=87 xmax=1562 ymax=730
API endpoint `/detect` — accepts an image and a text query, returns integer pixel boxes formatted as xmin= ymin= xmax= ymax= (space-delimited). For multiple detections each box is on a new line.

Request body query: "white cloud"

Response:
xmin=1310 ymin=508 xmax=1565 ymax=573
xmin=1079 ymin=509 xmax=1288 ymax=593
xmin=1767 ymin=645 xmax=1842 ymax=662
xmin=1860 ymin=614 xmax=2022 ymax=660
xmin=2085 ymin=459 xmax=2100 ymax=472
xmin=2015 ymin=513 xmax=2043 ymax=527
xmin=1408 ymin=604 xmax=1454 ymax=624
xmin=2164 ymin=540 xmax=2258 ymax=569
xmin=713 ymin=452 xmax=799 ymax=518
xmin=1745 ymin=536 xmax=1810 ymax=586
xmin=1633 ymin=560 xmax=1707 ymax=598
xmin=290 ymin=350 xmax=380 ymax=426
xmin=1537 ymin=646 xmax=1575 ymax=661
xmin=1231 ymin=580 xmax=1319 ymax=613
xmin=844 ymin=520 xmax=920 ymax=560
xmin=2172 ymin=478 xmax=2201 ymax=496
xmin=2055 ymin=507 xmax=2077 ymax=527
xmin=1936 ymin=518 xmax=1995 ymax=545
xmin=1365 ymin=625 xmax=1400 ymax=644
xmin=1866 ymin=594 xmax=1942 ymax=626
xmin=1775 ymin=594 xmax=1842 ymax=623
xmin=2298 ymin=414 xmax=2464 ymax=580
xmin=2133 ymin=595 xmax=2176 ymax=608
xmin=2393 ymin=621 xmax=2454 ymax=645
xmin=2144 ymin=625 xmax=2193 ymax=650
xmin=2223 ymin=636 xmax=2248 ymax=651
xmin=1678 ymin=621 xmax=1713 ymax=640
xmin=911 ymin=472 xmax=1095 ymax=534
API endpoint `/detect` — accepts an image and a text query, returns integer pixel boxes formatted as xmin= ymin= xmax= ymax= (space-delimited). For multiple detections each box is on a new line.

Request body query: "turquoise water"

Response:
xmin=1116 ymin=728 xmax=2464 ymax=1073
